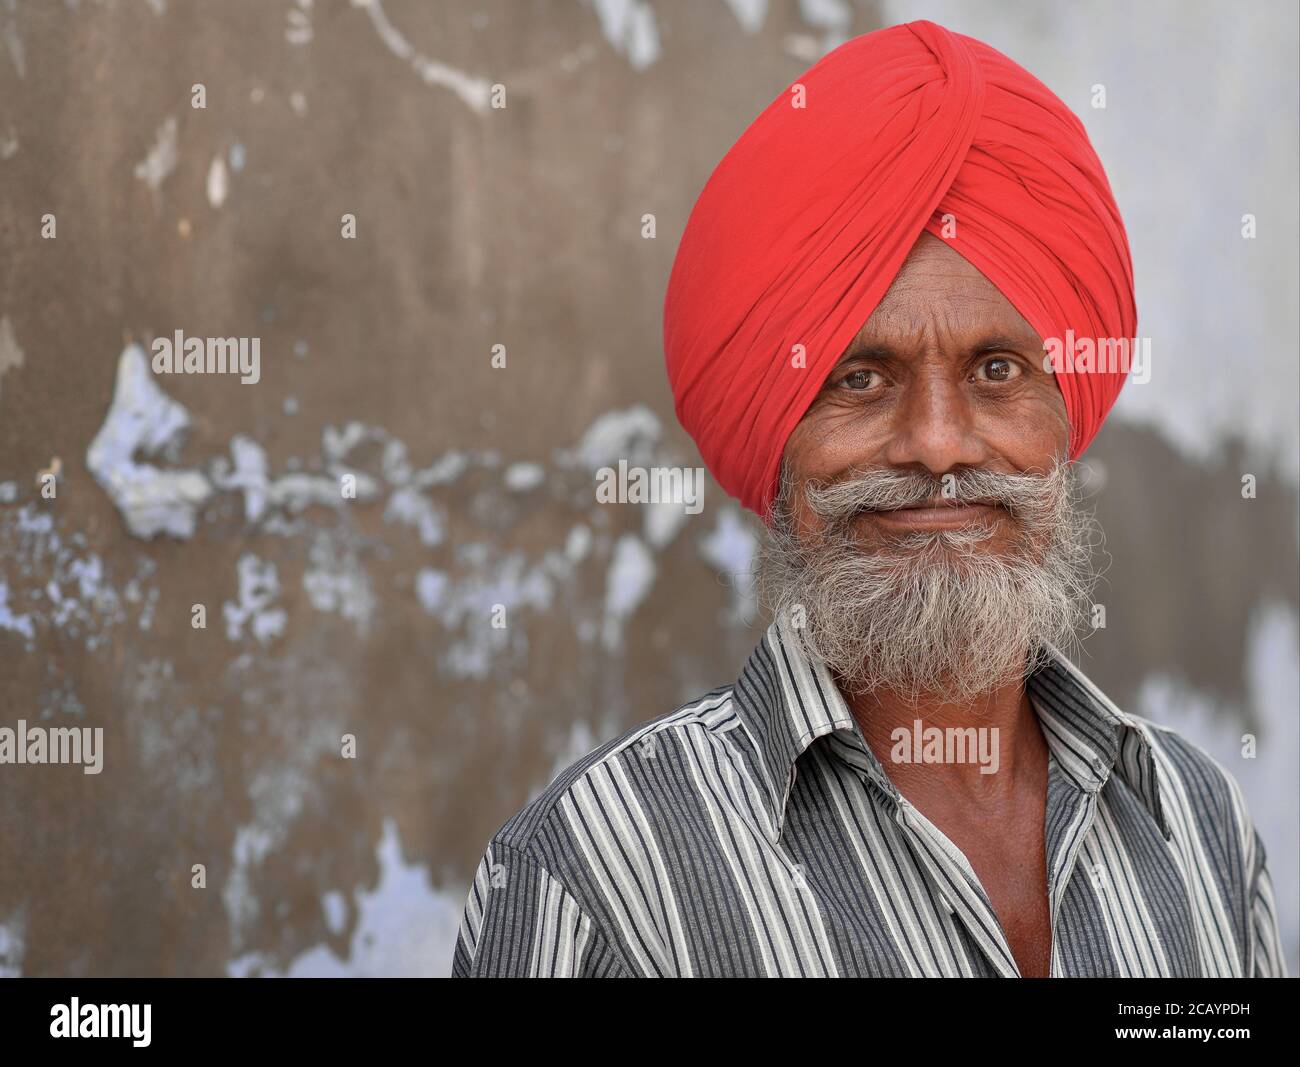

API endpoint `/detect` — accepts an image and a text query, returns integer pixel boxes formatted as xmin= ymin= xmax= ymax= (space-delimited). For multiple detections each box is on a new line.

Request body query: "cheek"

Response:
xmin=784 ymin=404 xmax=885 ymax=482
xmin=978 ymin=385 xmax=1070 ymax=468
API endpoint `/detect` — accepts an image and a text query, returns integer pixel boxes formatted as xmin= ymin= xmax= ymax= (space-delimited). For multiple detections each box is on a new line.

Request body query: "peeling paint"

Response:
xmin=565 ymin=403 xmax=662 ymax=470
xmin=86 ymin=344 xmax=214 ymax=540
xmin=602 ymin=532 xmax=655 ymax=649
xmin=206 ymin=153 xmax=228 ymax=208
xmin=0 ymin=315 xmax=24 ymax=401
xmin=0 ymin=580 xmax=35 ymax=640
xmin=503 ymin=461 xmax=544 ymax=492
xmin=384 ymin=485 xmax=445 ymax=547
xmin=589 ymin=0 xmax=661 ymax=70
xmin=223 ymin=553 xmax=287 ymax=645
xmin=0 ymin=910 xmax=25 ymax=977
xmin=302 ymin=531 xmax=376 ymax=635
xmin=228 ymin=818 xmax=462 ymax=977
xmin=698 ymin=505 xmax=759 ymax=625
xmin=133 ymin=116 xmax=178 ymax=201
xmin=285 ymin=0 xmax=313 ymax=46
xmin=352 ymin=0 xmax=492 ymax=112
xmin=0 ymin=503 xmax=158 ymax=657
xmin=723 ymin=0 xmax=768 ymax=34
xmin=2 ymin=0 xmax=24 ymax=80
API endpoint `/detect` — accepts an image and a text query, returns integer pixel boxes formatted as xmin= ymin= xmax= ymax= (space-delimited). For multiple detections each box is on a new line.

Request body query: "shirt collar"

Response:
xmin=731 ymin=617 xmax=1172 ymax=844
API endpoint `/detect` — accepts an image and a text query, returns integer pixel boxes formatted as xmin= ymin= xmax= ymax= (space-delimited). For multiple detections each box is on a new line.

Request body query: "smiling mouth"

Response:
xmin=863 ymin=499 xmax=1009 ymax=529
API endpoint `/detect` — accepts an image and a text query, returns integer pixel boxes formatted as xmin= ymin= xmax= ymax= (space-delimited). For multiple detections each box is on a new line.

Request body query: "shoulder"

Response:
xmin=1116 ymin=708 xmax=1257 ymax=853
xmin=1042 ymin=647 xmax=1256 ymax=846
xmin=486 ymin=684 xmax=742 ymax=864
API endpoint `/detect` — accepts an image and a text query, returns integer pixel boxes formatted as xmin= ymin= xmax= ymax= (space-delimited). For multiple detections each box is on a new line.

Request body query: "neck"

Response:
xmin=840 ymin=658 xmax=1046 ymax=803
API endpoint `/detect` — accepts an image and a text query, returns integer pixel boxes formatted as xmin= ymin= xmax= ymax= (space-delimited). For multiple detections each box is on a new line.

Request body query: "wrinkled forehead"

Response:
xmin=841 ymin=234 xmax=1046 ymax=369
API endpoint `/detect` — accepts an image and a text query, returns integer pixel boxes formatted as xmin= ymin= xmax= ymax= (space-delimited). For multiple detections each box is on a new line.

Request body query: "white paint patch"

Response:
xmin=420 ymin=450 xmax=469 ymax=486
xmin=643 ymin=498 xmax=688 ymax=549
xmin=699 ymin=506 xmax=759 ymax=625
xmin=568 ymin=404 xmax=662 ymax=470
xmin=0 ymin=504 xmax=156 ymax=661
xmin=228 ymin=818 xmax=463 ymax=977
xmin=565 ymin=524 xmax=592 ymax=563
xmin=285 ymin=0 xmax=313 ymax=46
xmin=0 ymin=580 xmax=34 ymax=640
xmin=723 ymin=0 xmax=768 ymax=34
xmin=224 ymin=822 xmax=276 ymax=942
xmin=223 ymin=553 xmax=287 ymax=644
xmin=352 ymin=0 xmax=493 ymax=112
xmin=424 ymin=549 xmax=557 ymax=678
xmin=589 ymin=0 xmax=661 ymax=70
xmin=206 ymin=154 xmax=228 ymax=208
xmin=210 ymin=434 xmax=375 ymax=525
xmin=503 ymin=462 xmax=544 ymax=492
xmin=222 ymin=695 xmax=345 ymax=952
xmin=0 ymin=314 xmax=23 ymax=401
xmin=415 ymin=568 xmax=448 ymax=614
xmin=86 ymin=344 xmax=214 ymax=539
xmin=384 ymin=486 xmax=445 ymax=547
xmin=302 ymin=532 xmax=376 ymax=635
xmin=2 ymin=2 xmax=25 ymax=79
xmin=603 ymin=533 xmax=655 ymax=648
xmin=133 ymin=116 xmax=179 ymax=200
xmin=0 ymin=480 xmax=16 ymax=502
xmin=322 ymin=890 xmax=347 ymax=936
xmin=798 ymin=0 xmax=851 ymax=51
xmin=0 ymin=910 xmax=25 ymax=977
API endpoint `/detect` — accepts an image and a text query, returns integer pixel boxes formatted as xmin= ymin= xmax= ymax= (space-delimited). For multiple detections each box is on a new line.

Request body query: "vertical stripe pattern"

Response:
xmin=453 ymin=620 xmax=1288 ymax=978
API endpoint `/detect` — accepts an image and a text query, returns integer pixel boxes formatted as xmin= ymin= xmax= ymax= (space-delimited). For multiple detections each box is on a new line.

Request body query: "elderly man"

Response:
xmin=452 ymin=20 xmax=1285 ymax=978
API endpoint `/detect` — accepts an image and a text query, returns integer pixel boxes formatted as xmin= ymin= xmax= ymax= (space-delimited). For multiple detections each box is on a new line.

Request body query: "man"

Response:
xmin=452 ymin=20 xmax=1286 ymax=977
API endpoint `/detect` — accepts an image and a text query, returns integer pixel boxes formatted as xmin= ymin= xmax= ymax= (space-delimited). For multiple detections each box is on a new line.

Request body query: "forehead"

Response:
xmin=849 ymin=233 xmax=1040 ymax=351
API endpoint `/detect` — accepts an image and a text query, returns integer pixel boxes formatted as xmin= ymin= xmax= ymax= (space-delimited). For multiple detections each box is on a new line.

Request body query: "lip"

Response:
xmin=865 ymin=501 xmax=1006 ymax=530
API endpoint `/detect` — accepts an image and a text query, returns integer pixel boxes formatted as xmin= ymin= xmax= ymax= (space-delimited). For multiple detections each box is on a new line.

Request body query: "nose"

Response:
xmin=880 ymin=369 xmax=991 ymax=476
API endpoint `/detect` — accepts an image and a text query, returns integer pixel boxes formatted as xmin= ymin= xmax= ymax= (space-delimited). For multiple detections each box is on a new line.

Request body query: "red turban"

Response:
xmin=663 ymin=19 xmax=1136 ymax=522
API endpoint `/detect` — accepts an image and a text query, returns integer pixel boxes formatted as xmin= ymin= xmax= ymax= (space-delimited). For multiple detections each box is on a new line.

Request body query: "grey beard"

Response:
xmin=755 ymin=457 xmax=1100 ymax=706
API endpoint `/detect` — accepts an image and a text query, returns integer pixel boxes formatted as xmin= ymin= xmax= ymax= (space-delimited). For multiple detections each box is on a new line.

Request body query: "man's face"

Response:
xmin=759 ymin=233 xmax=1092 ymax=703
xmin=782 ymin=232 xmax=1070 ymax=550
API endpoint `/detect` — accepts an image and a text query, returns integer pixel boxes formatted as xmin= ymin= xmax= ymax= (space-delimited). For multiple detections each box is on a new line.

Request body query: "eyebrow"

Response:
xmin=835 ymin=332 xmax=1042 ymax=367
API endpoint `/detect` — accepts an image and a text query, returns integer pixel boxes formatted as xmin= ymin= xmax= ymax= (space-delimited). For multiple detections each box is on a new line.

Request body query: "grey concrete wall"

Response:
xmin=0 ymin=0 xmax=1295 ymax=976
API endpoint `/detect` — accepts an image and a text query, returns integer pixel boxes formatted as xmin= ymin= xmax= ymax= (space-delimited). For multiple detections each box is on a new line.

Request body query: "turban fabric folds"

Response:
xmin=663 ymin=20 xmax=1137 ymax=522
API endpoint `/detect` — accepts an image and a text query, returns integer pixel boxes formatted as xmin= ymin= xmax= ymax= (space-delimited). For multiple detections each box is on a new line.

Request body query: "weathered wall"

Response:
xmin=0 ymin=0 xmax=1295 ymax=977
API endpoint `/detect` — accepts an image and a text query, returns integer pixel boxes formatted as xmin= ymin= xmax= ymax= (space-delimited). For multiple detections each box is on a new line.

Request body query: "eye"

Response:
xmin=838 ymin=367 xmax=881 ymax=391
xmin=975 ymin=356 xmax=1021 ymax=383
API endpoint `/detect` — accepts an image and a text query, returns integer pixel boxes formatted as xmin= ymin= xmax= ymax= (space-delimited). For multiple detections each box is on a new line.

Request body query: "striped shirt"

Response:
xmin=453 ymin=616 xmax=1287 ymax=977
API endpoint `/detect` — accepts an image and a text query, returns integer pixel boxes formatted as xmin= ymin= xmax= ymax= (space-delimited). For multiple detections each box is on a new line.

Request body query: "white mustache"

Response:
xmin=803 ymin=465 xmax=1063 ymax=526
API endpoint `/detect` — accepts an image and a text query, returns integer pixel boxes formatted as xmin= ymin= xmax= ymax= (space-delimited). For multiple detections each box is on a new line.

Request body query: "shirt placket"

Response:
xmin=891 ymin=796 xmax=1023 ymax=977
xmin=839 ymin=740 xmax=1021 ymax=977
